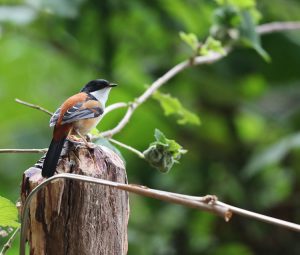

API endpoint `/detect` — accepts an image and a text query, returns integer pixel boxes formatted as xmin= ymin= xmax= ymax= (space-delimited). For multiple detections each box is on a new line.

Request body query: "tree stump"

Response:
xmin=20 ymin=141 xmax=129 ymax=255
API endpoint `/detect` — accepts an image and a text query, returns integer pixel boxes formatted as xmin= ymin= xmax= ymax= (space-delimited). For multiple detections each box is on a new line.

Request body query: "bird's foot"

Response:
xmin=86 ymin=142 xmax=96 ymax=149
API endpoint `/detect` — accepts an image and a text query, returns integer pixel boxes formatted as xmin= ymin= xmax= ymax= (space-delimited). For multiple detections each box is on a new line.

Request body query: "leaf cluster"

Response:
xmin=143 ymin=129 xmax=187 ymax=173
xmin=211 ymin=0 xmax=270 ymax=61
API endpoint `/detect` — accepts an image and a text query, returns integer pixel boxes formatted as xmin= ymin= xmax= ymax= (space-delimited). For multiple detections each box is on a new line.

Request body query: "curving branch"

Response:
xmin=98 ymin=21 xmax=300 ymax=138
xmin=20 ymin=173 xmax=300 ymax=255
xmin=103 ymin=102 xmax=128 ymax=116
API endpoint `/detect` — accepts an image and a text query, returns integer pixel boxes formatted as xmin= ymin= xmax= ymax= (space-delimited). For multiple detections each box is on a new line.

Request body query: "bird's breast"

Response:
xmin=73 ymin=115 xmax=103 ymax=135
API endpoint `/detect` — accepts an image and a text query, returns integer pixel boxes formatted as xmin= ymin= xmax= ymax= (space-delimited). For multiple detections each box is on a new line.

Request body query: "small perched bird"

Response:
xmin=42 ymin=79 xmax=117 ymax=178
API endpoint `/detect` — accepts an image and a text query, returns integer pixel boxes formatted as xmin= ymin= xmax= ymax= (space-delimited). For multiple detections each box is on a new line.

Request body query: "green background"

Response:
xmin=1 ymin=0 xmax=300 ymax=254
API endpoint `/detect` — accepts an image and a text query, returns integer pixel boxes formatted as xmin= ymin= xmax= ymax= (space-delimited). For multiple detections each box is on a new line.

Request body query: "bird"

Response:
xmin=41 ymin=79 xmax=117 ymax=178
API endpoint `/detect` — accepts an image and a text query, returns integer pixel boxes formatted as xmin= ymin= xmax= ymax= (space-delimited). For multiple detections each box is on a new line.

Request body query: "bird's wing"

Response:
xmin=50 ymin=107 xmax=62 ymax=127
xmin=60 ymin=103 xmax=103 ymax=125
xmin=49 ymin=93 xmax=103 ymax=127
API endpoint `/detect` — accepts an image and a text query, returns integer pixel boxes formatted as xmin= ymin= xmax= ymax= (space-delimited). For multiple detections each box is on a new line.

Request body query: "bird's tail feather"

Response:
xmin=42 ymin=137 xmax=66 ymax=177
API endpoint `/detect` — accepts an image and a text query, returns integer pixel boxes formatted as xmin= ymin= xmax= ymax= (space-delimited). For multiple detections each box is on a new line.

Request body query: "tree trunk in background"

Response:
xmin=20 ymin=142 xmax=129 ymax=255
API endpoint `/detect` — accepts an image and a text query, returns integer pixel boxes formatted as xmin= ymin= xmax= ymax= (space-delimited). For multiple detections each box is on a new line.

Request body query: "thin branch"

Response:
xmin=15 ymin=99 xmax=53 ymax=116
xmin=20 ymin=173 xmax=300 ymax=255
xmin=256 ymin=21 xmax=300 ymax=34
xmin=0 ymin=227 xmax=20 ymax=255
xmin=109 ymin=138 xmax=145 ymax=158
xmin=0 ymin=149 xmax=47 ymax=154
xmin=103 ymin=102 xmax=128 ymax=116
xmin=171 ymin=193 xmax=300 ymax=232
xmin=98 ymin=21 xmax=300 ymax=138
xmin=216 ymin=201 xmax=300 ymax=232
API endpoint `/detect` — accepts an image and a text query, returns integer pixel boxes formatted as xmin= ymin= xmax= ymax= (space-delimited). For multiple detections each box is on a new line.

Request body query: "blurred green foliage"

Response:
xmin=1 ymin=0 xmax=300 ymax=254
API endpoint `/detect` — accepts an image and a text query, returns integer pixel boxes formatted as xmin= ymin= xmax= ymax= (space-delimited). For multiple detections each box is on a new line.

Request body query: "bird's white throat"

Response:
xmin=91 ymin=87 xmax=112 ymax=108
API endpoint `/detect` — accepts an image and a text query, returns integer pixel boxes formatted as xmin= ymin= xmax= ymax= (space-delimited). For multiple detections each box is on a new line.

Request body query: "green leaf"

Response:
xmin=143 ymin=129 xmax=187 ymax=173
xmin=179 ymin=31 xmax=199 ymax=51
xmin=154 ymin=129 xmax=168 ymax=144
xmin=199 ymin=36 xmax=226 ymax=56
xmin=238 ymin=10 xmax=270 ymax=62
xmin=0 ymin=196 xmax=20 ymax=228
xmin=153 ymin=91 xmax=201 ymax=126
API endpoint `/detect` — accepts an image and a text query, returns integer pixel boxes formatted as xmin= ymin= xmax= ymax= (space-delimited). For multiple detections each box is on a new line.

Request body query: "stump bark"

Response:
xmin=20 ymin=141 xmax=129 ymax=255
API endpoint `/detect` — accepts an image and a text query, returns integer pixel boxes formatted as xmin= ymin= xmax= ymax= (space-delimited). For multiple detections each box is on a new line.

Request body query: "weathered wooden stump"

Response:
xmin=20 ymin=141 xmax=129 ymax=255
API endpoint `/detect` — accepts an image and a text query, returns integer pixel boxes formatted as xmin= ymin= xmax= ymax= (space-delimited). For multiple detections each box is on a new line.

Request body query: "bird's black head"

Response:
xmin=80 ymin=79 xmax=117 ymax=93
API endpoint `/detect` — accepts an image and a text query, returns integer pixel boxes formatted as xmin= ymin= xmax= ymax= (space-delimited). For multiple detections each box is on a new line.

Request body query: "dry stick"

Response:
xmin=171 ymin=193 xmax=300 ymax=232
xmin=99 ymin=21 xmax=300 ymax=138
xmin=15 ymin=98 xmax=53 ymax=116
xmin=20 ymin=173 xmax=300 ymax=255
xmin=0 ymin=149 xmax=47 ymax=153
xmin=0 ymin=227 xmax=20 ymax=255
xmin=216 ymin=201 xmax=300 ymax=232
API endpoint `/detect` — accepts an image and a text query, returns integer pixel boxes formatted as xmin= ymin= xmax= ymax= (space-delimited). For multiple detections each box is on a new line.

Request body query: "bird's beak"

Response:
xmin=109 ymin=83 xmax=117 ymax=87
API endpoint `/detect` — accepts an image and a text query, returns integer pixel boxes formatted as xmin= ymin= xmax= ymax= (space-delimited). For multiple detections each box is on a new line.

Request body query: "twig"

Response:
xmin=215 ymin=201 xmax=300 ymax=232
xmin=103 ymin=102 xmax=128 ymax=116
xmin=0 ymin=227 xmax=20 ymax=255
xmin=20 ymin=173 xmax=300 ymax=255
xmin=109 ymin=138 xmax=145 ymax=158
xmin=15 ymin=98 xmax=53 ymax=116
xmin=171 ymin=193 xmax=300 ymax=232
xmin=0 ymin=149 xmax=47 ymax=153
xmin=98 ymin=21 xmax=300 ymax=138
xmin=256 ymin=21 xmax=300 ymax=34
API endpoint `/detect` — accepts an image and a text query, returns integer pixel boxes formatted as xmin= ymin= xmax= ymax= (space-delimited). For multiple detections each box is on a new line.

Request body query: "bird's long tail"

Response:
xmin=42 ymin=137 xmax=66 ymax=177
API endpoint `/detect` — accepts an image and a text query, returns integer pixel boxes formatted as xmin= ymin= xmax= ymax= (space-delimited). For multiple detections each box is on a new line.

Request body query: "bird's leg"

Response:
xmin=67 ymin=127 xmax=80 ymax=142
xmin=85 ymin=134 xmax=92 ymax=142
xmin=65 ymin=128 xmax=82 ymax=149
xmin=74 ymin=129 xmax=96 ymax=149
